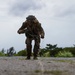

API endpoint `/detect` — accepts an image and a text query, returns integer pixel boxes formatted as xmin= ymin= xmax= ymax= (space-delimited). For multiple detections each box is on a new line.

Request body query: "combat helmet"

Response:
xmin=26 ymin=15 xmax=36 ymax=20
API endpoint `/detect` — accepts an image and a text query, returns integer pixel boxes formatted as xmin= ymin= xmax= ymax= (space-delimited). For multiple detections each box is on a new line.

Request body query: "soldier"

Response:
xmin=17 ymin=15 xmax=45 ymax=59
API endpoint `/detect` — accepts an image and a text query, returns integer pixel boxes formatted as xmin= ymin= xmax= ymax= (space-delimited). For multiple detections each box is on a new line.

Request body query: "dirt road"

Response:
xmin=0 ymin=57 xmax=75 ymax=75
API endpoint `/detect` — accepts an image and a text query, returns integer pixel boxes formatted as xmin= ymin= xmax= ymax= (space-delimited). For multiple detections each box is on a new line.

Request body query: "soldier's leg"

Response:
xmin=33 ymin=37 xmax=40 ymax=59
xmin=25 ymin=38 xmax=32 ymax=59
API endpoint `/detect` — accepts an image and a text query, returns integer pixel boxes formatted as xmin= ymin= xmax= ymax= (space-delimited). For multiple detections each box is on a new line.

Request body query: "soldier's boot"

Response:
xmin=26 ymin=45 xmax=32 ymax=59
xmin=33 ymin=45 xmax=39 ymax=60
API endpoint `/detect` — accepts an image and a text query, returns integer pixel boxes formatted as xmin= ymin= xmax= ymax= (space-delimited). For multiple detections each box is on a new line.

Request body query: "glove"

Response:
xmin=17 ymin=30 xmax=25 ymax=34
xmin=17 ymin=30 xmax=20 ymax=34
xmin=41 ymin=35 xmax=44 ymax=39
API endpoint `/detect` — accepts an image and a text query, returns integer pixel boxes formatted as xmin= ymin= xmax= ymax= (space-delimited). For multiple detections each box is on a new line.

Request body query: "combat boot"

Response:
xmin=33 ymin=57 xmax=38 ymax=60
xmin=26 ymin=57 xmax=31 ymax=60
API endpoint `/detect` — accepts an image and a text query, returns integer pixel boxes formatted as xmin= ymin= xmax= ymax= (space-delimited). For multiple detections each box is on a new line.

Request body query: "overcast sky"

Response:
xmin=0 ymin=0 xmax=75 ymax=52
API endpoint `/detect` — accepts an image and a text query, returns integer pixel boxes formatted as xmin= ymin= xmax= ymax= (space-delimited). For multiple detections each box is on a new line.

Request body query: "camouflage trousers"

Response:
xmin=25 ymin=37 xmax=40 ymax=58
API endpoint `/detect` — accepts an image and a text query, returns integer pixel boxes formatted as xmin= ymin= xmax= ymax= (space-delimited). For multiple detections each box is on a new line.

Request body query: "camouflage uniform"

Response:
xmin=17 ymin=15 xmax=45 ymax=59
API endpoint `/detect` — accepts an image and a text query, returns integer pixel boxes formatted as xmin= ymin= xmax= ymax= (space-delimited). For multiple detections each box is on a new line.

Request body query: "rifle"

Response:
xmin=25 ymin=29 xmax=39 ymax=39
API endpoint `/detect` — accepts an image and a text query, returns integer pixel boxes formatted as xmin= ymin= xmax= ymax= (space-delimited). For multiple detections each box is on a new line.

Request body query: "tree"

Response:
xmin=46 ymin=44 xmax=57 ymax=50
xmin=1 ymin=48 xmax=5 ymax=54
xmin=7 ymin=47 xmax=16 ymax=56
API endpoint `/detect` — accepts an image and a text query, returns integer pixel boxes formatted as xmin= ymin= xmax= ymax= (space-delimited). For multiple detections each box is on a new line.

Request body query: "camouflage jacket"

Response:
xmin=18 ymin=20 xmax=45 ymax=38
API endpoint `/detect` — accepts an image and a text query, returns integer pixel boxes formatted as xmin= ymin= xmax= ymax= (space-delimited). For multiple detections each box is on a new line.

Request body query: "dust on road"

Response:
xmin=0 ymin=57 xmax=75 ymax=75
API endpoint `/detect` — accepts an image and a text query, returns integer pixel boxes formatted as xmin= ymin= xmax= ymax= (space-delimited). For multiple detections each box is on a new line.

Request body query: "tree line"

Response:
xmin=0 ymin=44 xmax=75 ymax=57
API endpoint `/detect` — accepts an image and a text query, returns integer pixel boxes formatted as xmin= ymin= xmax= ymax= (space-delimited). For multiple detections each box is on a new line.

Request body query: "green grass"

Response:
xmin=19 ymin=58 xmax=26 ymax=60
xmin=34 ymin=70 xmax=41 ymax=73
xmin=47 ymin=61 xmax=51 ymax=63
xmin=44 ymin=70 xmax=68 ymax=75
xmin=53 ymin=59 xmax=74 ymax=63
xmin=34 ymin=70 xmax=68 ymax=75
xmin=44 ymin=70 xmax=62 ymax=75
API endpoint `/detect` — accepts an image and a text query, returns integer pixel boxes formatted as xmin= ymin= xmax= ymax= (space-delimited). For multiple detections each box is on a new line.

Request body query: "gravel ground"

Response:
xmin=0 ymin=57 xmax=75 ymax=75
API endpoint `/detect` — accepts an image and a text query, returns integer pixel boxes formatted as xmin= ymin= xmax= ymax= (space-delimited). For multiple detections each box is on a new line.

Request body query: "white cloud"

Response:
xmin=44 ymin=0 xmax=75 ymax=17
xmin=9 ymin=0 xmax=45 ymax=16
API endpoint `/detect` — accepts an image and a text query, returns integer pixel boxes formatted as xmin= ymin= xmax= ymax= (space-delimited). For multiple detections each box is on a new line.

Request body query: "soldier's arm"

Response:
xmin=39 ymin=23 xmax=45 ymax=39
xmin=17 ymin=22 xmax=27 ymax=34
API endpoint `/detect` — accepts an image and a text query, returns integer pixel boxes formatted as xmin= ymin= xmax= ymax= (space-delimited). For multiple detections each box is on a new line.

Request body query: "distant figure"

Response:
xmin=17 ymin=15 xmax=45 ymax=59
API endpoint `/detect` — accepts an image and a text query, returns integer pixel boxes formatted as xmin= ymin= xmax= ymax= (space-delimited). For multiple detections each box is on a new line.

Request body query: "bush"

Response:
xmin=0 ymin=52 xmax=5 ymax=56
xmin=55 ymin=51 xmax=73 ymax=57
xmin=43 ymin=52 xmax=50 ymax=57
xmin=50 ymin=48 xmax=63 ymax=57
xmin=17 ymin=50 xmax=27 ymax=56
xmin=63 ymin=47 xmax=75 ymax=56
